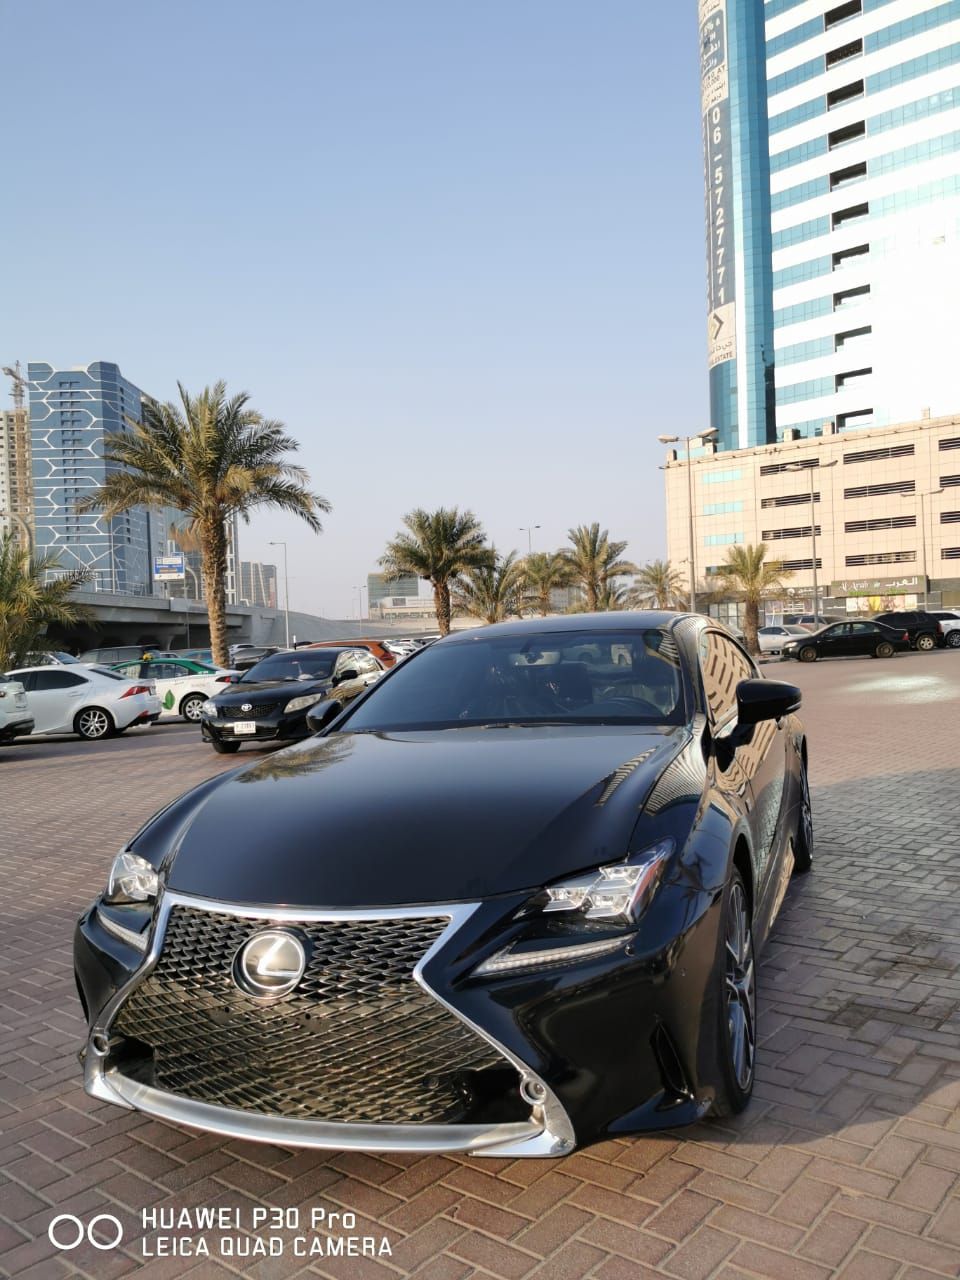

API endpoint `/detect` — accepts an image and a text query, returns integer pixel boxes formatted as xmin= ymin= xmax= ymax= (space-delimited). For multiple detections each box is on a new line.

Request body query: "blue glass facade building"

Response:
xmin=29 ymin=362 xmax=157 ymax=593
xmin=704 ymin=0 xmax=960 ymax=448
xmin=701 ymin=0 xmax=777 ymax=451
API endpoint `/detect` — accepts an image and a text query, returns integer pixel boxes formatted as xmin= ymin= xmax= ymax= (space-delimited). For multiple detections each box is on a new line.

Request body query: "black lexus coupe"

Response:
xmin=75 ymin=613 xmax=811 ymax=1157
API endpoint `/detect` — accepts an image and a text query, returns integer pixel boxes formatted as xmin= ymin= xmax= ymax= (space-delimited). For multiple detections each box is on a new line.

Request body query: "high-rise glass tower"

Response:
xmin=29 ymin=362 xmax=156 ymax=593
xmin=702 ymin=0 xmax=960 ymax=449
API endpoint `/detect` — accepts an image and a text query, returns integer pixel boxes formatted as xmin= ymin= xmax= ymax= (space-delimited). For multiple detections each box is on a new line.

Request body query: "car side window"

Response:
xmin=34 ymin=670 xmax=87 ymax=690
xmin=849 ymin=622 xmax=873 ymax=634
xmin=699 ymin=631 xmax=755 ymax=725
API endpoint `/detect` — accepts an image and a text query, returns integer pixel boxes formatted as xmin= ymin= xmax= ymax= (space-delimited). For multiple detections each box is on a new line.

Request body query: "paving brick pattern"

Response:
xmin=1 ymin=651 xmax=959 ymax=1279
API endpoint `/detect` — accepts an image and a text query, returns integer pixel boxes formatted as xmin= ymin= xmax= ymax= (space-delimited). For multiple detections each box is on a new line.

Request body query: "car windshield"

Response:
xmin=343 ymin=629 xmax=686 ymax=730
xmin=241 ymin=651 xmax=337 ymax=682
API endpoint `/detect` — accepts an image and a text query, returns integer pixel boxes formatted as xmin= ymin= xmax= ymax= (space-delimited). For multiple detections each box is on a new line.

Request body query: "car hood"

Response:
xmin=142 ymin=725 xmax=687 ymax=907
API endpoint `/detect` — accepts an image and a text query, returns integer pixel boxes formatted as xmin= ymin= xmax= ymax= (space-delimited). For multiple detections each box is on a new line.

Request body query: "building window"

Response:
xmin=833 ymin=244 xmax=869 ymax=271
xmin=761 ymin=492 xmax=821 ymax=509
xmin=941 ymin=511 xmax=960 ymax=523
xmin=843 ymin=443 xmax=914 ymax=463
xmin=836 ymin=325 xmax=872 ymax=349
xmin=827 ymin=80 xmax=864 ymax=109
xmin=826 ymin=38 xmax=863 ymax=69
xmin=844 ymin=480 xmax=915 ymax=498
xmin=836 ymin=368 xmax=872 ymax=390
xmin=703 ymin=500 xmax=745 ymax=515
xmin=833 ymin=203 xmax=869 ymax=230
xmin=702 ymin=469 xmax=743 ymax=485
xmin=834 ymin=284 xmax=870 ymax=309
xmin=943 ymin=548 xmax=960 ymax=559
xmin=760 ymin=459 xmax=819 ymax=476
xmin=704 ymin=533 xmax=745 ymax=546
xmin=941 ymin=474 xmax=960 ymax=487
xmin=830 ymin=161 xmax=867 ymax=190
xmin=762 ymin=525 xmax=821 ymax=540
xmin=837 ymin=409 xmax=874 ymax=430
xmin=826 ymin=1 xmax=862 ymax=30
xmin=845 ymin=515 xmax=916 ymax=531
xmin=780 ymin=558 xmax=823 ymax=571
xmin=845 ymin=551 xmax=917 ymax=566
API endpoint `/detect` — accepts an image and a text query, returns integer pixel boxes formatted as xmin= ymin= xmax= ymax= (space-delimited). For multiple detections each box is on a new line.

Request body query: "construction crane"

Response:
xmin=2 ymin=361 xmax=29 ymax=410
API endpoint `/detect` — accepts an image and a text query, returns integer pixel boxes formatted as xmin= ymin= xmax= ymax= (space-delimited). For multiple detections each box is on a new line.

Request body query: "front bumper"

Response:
xmin=201 ymin=709 xmax=308 ymax=745
xmin=75 ymin=884 xmax=721 ymax=1155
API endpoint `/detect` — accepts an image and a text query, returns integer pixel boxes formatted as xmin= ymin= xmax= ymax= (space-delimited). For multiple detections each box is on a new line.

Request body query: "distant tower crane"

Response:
xmin=2 ymin=361 xmax=29 ymax=410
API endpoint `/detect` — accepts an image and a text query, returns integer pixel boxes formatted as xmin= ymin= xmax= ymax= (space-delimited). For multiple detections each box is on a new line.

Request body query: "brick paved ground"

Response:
xmin=1 ymin=650 xmax=959 ymax=1280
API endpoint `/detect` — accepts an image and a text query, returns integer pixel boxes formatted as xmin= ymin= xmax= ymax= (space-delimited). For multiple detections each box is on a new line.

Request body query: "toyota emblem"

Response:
xmin=240 ymin=702 xmax=252 ymax=712
xmin=234 ymin=931 xmax=306 ymax=999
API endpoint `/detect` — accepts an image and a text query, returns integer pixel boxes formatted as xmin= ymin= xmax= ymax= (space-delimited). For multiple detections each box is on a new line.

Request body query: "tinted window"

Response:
xmin=115 ymin=663 xmax=141 ymax=676
xmin=848 ymin=622 xmax=876 ymax=634
xmin=344 ymin=630 xmax=686 ymax=729
xmin=242 ymin=651 xmax=337 ymax=681
xmin=34 ymin=670 xmax=87 ymax=690
xmin=699 ymin=632 xmax=755 ymax=724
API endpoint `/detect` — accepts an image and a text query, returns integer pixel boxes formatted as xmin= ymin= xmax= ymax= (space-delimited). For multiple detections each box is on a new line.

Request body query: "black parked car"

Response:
xmin=199 ymin=647 xmax=382 ymax=752
xmin=781 ymin=619 xmax=910 ymax=662
xmin=76 ymin=613 xmax=809 ymax=1157
xmin=872 ymin=610 xmax=945 ymax=651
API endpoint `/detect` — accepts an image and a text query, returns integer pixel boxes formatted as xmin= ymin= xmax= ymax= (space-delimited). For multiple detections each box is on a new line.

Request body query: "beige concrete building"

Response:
xmin=663 ymin=412 xmax=960 ymax=617
xmin=0 ymin=408 xmax=34 ymax=546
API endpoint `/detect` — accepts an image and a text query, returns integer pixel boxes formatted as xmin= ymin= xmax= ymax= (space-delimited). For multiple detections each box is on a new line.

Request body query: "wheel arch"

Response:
xmin=732 ymin=836 xmax=755 ymax=920
xmin=179 ymin=690 xmax=207 ymax=712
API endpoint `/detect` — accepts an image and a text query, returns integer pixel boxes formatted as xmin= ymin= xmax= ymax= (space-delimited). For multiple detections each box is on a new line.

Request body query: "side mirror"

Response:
xmin=337 ymin=668 xmax=359 ymax=683
xmin=736 ymin=678 xmax=801 ymax=726
xmin=305 ymin=699 xmax=344 ymax=733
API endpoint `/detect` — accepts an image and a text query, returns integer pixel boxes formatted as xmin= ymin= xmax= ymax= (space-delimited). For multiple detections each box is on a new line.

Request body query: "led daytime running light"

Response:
xmin=474 ymin=935 xmax=625 ymax=977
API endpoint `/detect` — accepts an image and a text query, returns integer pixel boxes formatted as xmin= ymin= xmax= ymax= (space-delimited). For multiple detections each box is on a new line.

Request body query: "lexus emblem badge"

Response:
xmin=235 ymin=931 xmax=306 ymax=999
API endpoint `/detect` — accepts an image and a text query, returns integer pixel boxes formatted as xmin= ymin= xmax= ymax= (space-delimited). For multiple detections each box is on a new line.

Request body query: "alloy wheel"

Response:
xmin=181 ymin=695 xmax=204 ymax=721
xmin=916 ymin=634 xmax=936 ymax=651
xmin=724 ymin=882 xmax=756 ymax=1093
xmin=77 ymin=708 xmax=111 ymax=740
xmin=948 ymin=632 xmax=960 ymax=648
xmin=799 ymin=646 xmax=817 ymax=663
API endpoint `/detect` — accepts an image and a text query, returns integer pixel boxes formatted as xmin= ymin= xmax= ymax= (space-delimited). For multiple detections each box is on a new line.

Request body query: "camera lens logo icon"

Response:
xmin=49 ymin=1214 xmax=123 ymax=1251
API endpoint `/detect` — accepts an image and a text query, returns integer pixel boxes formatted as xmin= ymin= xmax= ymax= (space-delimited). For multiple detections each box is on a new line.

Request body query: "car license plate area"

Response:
xmin=233 ymin=721 xmax=257 ymax=735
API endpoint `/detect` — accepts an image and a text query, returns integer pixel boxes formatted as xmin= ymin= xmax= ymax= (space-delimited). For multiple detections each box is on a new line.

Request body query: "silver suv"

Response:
xmin=928 ymin=610 xmax=960 ymax=649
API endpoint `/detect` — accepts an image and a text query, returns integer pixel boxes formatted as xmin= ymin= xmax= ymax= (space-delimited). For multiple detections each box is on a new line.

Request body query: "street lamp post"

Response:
xmin=904 ymin=488 xmax=943 ymax=610
xmin=269 ymin=541 xmax=290 ymax=648
xmin=657 ymin=429 xmax=718 ymax=613
xmin=785 ymin=459 xmax=837 ymax=622
xmin=519 ymin=525 xmax=541 ymax=554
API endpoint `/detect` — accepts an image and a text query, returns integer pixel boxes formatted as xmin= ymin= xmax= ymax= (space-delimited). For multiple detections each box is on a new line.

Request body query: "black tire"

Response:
xmin=710 ymin=869 xmax=756 ymax=1117
xmin=180 ymin=693 xmax=205 ymax=722
xmin=74 ymin=706 xmax=115 ymax=740
xmin=947 ymin=631 xmax=960 ymax=648
xmin=875 ymin=642 xmax=894 ymax=659
xmin=798 ymin=645 xmax=818 ymax=663
xmin=793 ymin=753 xmax=813 ymax=874
xmin=916 ymin=633 xmax=936 ymax=651
xmin=210 ymin=737 xmax=241 ymax=754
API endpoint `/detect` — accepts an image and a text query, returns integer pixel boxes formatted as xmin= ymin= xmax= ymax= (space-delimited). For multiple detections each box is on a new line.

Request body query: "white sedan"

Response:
xmin=111 ymin=658 xmax=238 ymax=722
xmin=758 ymin=625 xmax=811 ymax=655
xmin=8 ymin=665 xmax=161 ymax=740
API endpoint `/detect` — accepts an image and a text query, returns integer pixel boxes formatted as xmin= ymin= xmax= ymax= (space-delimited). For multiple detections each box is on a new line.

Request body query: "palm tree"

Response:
xmin=380 ymin=508 xmax=492 ymax=636
xmin=452 ymin=549 xmax=525 ymax=624
xmin=566 ymin=581 xmax=630 ymax=613
xmin=563 ymin=523 xmax=638 ymax=612
xmin=717 ymin=544 xmax=792 ymax=655
xmin=0 ymin=534 xmax=93 ymax=669
xmin=631 ymin=559 xmax=685 ymax=610
xmin=520 ymin=552 xmax=575 ymax=616
xmin=77 ymin=382 xmax=330 ymax=667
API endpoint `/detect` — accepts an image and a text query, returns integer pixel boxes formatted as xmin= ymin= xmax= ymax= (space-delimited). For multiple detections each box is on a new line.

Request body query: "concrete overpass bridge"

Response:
xmin=44 ymin=590 xmax=436 ymax=653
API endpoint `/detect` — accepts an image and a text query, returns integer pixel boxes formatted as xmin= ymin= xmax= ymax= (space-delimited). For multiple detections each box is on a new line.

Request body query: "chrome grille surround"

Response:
xmin=83 ymin=890 xmax=576 ymax=1157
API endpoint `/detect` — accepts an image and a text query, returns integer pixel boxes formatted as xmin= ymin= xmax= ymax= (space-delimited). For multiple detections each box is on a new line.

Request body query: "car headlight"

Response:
xmin=201 ymin=699 xmax=217 ymax=716
xmin=284 ymin=692 xmax=325 ymax=713
xmin=104 ymin=851 xmax=159 ymax=904
xmin=474 ymin=840 xmax=672 ymax=978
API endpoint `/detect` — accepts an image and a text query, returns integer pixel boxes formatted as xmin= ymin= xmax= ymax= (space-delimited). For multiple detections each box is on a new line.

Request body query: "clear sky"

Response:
xmin=3 ymin=0 xmax=708 ymax=619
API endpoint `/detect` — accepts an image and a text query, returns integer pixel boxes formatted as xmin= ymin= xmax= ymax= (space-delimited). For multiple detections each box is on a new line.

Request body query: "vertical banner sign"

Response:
xmin=700 ymin=0 xmax=736 ymax=368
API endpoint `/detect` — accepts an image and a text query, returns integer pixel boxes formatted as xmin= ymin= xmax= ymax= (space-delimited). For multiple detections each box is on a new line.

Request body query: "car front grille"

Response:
xmin=111 ymin=904 xmax=509 ymax=1124
xmin=219 ymin=703 xmax=277 ymax=719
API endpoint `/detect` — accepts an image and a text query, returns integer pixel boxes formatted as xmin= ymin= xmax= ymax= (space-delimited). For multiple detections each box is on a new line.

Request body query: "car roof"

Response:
xmin=448 ymin=610 xmax=688 ymax=643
